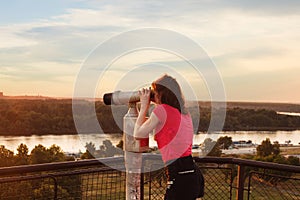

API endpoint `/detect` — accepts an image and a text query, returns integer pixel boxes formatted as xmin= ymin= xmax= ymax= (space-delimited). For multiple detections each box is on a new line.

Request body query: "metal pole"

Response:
xmin=124 ymin=103 xmax=143 ymax=200
xmin=236 ymin=164 xmax=245 ymax=200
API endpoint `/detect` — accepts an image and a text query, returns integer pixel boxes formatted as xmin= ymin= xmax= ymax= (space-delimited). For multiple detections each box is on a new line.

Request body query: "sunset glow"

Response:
xmin=1 ymin=1 xmax=299 ymax=103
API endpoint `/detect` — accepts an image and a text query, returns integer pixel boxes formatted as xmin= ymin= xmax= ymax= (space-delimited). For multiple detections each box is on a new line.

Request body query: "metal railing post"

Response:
xmin=140 ymin=169 xmax=144 ymax=200
xmin=236 ymin=164 xmax=245 ymax=200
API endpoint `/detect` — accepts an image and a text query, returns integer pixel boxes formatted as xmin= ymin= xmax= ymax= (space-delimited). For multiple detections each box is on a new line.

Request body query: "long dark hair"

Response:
xmin=152 ymin=74 xmax=188 ymax=114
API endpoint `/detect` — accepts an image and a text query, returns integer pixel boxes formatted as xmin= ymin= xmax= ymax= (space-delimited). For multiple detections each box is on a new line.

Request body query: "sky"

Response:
xmin=0 ymin=0 xmax=300 ymax=103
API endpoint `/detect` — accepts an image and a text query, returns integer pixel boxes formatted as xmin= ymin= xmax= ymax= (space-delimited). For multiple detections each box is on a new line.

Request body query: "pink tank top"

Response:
xmin=153 ymin=104 xmax=193 ymax=163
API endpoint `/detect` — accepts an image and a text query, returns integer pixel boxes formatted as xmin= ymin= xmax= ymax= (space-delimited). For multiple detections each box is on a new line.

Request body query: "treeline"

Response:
xmin=0 ymin=99 xmax=300 ymax=136
xmin=0 ymin=143 xmax=84 ymax=199
xmin=0 ymin=140 xmax=122 ymax=199
xmin=0 ymin=143 xmax=73 ymax=167
xmin=221 ymin=107 xmax=300 ymax=131
xmin=191 ymin=105 xmax=300 ymax=131
xmin=0 ymin=140 xmax=123 ymax=168
xmin=0 ymin=99 xmax=77 ymax=135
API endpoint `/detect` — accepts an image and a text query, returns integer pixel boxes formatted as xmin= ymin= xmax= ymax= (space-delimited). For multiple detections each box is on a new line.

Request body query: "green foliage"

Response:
xmin=33 ymin=183 xmax=56 ymax=199
xmin=96 ymin=139 xmax=124 ymax=158
xmin=0 ymin=99 xmax=76 ymax=135
xmin=15 ymin=143 xmax=29 ymax=165
xmin=80 ymin=142 xmax=96 ymax=159
xmin=47 ymin=144 xmax=66 ymax=162
xmin=252 ymin=138 xmax=300 ymax=182
xmin=216 ymin=136 xmax=233 ymax=150
xmin=33 ymin=183 xmax=72 ymax=199
xmin=96 ymin=102 xmax=126 ymax=133
xmin=30 ymin=144 xmax=49 ymax=164
xmin=286 ymin=156 xmax=300 ymax=166
xmin=30 ymin=144 xmax=66 ymax=164
xmin=81 ymin=140 xmax=124 ymax=160
xmin=200 ymin=137 xmax=232 ymax=157
xmin=0 ymin=181 xmax=33 ymax=200
xmin=0 ymin=145 xmax=14 ymax=167
xmin=202 ymin=138 xmax=222 ymax=157
xmin=272 ymin=141 xmax=281 ymax=155
xmin=0 ymin=143 xmax=80 ymax=199
xmin=0 ymin=99 xmax=128 ymax=135
xmin=256 ymin=138 xmax=280 ymax=157
xmin=0 ymin=143 xmax=68 ymax=167
xmin=1 ymin=99 xmax=300 ymax=136
xmin=221 ymin=107 xmax=300 ymax=131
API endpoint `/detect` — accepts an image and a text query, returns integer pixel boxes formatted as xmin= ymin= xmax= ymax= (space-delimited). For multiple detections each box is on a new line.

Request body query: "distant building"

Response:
xmin=0 ymin=92 xmax=3 ymax=97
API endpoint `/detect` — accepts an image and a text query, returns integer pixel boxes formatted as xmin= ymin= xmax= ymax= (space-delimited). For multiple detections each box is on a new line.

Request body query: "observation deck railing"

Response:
xmin=0 ymin=154 xmax=299 ymax=200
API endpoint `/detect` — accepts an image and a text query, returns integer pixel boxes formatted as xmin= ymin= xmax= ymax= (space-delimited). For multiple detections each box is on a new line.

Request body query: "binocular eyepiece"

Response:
xmin=103 ymin=90 xmax=155 ymax=105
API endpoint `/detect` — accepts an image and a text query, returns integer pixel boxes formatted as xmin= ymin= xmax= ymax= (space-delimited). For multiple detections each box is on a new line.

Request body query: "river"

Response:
xmin=0 ymin=130 xmax=299 ymax=154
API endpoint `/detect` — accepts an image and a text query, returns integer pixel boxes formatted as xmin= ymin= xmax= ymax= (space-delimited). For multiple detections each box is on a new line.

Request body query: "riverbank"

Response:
xmin=220 ymin=126 xmax=300 ymax=132
xmin=1 ymin=131 xmax=300 ymax=156
xmin=2 ymin=127 xmax=300 ymax=137
xmin=280 ymin=146 xmax=300 ymax=155
xmin=223 ymin=145 xmax=300 ymax=156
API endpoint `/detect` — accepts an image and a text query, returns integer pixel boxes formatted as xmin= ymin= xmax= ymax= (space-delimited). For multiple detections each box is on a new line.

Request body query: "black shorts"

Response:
xmin=164 ymin=156 xmax=204 ymax=200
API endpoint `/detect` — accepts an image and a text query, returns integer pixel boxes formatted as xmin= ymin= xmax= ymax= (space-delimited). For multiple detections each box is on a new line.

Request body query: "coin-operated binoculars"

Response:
xmin=103 ymin=90 xmax=154 ymax=200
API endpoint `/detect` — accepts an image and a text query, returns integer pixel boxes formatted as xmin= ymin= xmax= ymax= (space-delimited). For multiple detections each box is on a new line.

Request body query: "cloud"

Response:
xmin=212 ymin=0 xmax=300 ymax=16
xmin=1 ymin=1 xmax=300 ymax=102
xmin=0 ymin=25 xmax=37 ymax=48
xmin=0 ymin=61 xmax=78 ymax=82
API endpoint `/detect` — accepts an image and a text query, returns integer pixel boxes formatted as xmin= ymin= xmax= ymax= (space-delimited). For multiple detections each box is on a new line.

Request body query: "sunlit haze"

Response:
xmin=1 ymin=0 xmax=300 ymax=103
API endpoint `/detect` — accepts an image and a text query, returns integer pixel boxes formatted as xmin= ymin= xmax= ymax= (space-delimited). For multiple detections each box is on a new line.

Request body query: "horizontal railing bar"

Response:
xmin=249 ymin=170 xmax=300 ymax=181
xmin=0 ymin=154 xmax=299 ymax=177
xmin=0 ymin=156 xmax=124 ymax=176
xmin=193 ymin=156 xmax=300 ymax=173
xmin=0 ymin=173 xmax=54 ymax=183
xmin=0 ymin=166 xmax=124 ymax=186
xmin=50 ymin=166 xmax=125 ymax=177
xmin=233 ymin=157 xmax=300 ymax=172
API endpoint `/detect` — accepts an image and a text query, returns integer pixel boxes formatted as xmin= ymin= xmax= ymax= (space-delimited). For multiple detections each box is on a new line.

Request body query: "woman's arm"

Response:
xmin=134 ymin=88 xmax=160 ymax=138
xmin=134 ymin=112 xmax=160 ymax=138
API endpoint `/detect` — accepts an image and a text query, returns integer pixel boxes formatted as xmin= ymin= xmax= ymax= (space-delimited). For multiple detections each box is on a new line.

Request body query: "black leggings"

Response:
xmin=164 ymin=155 xmax=204 ymax=200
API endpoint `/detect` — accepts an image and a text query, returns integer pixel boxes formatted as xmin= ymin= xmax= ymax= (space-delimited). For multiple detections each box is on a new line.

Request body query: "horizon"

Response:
xmin=1 ymin=92 xmax=299 ymax=105
xmin=1 ymin=1 xmax=300 ymax=104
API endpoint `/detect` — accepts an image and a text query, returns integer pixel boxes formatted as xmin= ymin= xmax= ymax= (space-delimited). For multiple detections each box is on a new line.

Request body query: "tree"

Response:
xmin=217 ymin=136 xmax=232 ymax=150
xmin=30 ymin=144 xmax=66 ymax=164
xmin=256 ymin=138 xmax=278 ymax=157
xmin=97 ymin=139 xmax=123 ymax=158
xmin=0 ymin=145 xmax=14 ymax=167
xmin=30 ymin=144 xmax=50 ymax=164
xmin=202 ymin=138 xmax=222 ymax=157
xmin=80 ymin=142 xmax=96 ymax=159
xmin=15 ymin=143 xmax=29 ymax=165
xmin=47 ymin=144 xmax=66 ymax=162
xmin=272 ymin=141 xmax=280 ymax=156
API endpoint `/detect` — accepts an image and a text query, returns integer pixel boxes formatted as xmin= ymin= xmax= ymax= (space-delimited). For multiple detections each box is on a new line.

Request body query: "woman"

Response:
xmin=134 ymin=74 xmax=204 ymax=200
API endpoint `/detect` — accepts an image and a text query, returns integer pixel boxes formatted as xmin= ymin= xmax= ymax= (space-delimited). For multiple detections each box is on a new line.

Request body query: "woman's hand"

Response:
xmin=134 ymin=87 xmax=160 ymax=139
xmin=138 ymin=87 xmax=151 ymax=111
